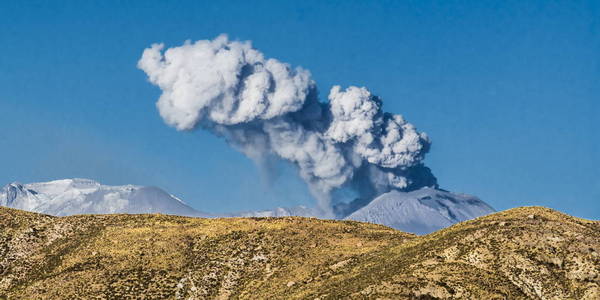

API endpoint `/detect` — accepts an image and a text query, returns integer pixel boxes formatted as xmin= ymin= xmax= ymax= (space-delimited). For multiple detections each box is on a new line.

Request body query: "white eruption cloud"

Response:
xmin=138 ymin=34 xmax=437 ymax=217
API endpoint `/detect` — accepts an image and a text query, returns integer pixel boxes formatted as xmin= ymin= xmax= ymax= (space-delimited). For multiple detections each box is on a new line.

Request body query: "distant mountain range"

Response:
xmin=0 ymin=179 xmax=208 ymax=217
xmin=1 ymin=178 xmax=494 ymax=234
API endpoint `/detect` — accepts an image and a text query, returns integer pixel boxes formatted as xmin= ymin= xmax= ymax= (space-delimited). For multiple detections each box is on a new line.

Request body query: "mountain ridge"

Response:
xmin=1 ymin=179 xmax=494 ymax=234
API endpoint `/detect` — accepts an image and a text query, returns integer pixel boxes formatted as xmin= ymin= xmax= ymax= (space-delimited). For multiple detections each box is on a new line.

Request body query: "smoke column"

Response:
xmin=138 ymin=35 xmax=437 ymax=217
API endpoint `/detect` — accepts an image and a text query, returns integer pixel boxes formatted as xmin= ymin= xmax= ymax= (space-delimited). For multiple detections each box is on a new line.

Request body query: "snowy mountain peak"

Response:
xmin=0 ymin=179 xmax=208 ymax=217
xmin=25 ymin=178 xmax=102 ymax=196
xmin=345 ymin=187 xmax=494 ymax=234
xmin=1 ymin=182 xmax=41 ymax=210
xmin=2 ymin=182 xmax=26 ymax=204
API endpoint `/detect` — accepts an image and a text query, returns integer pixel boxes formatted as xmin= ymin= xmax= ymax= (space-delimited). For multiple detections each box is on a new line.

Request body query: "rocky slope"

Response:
xmin=0 ymin=206 xmax=598 ymax=299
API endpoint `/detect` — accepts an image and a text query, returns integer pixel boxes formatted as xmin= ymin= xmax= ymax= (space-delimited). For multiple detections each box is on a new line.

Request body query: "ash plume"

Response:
xmin=138 ymin=34 xmax=437 ymax=217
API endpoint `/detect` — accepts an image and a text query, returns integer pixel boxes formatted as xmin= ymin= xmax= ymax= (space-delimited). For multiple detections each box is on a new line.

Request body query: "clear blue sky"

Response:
xmin=1 ymin=1 xmax=598 ymax=219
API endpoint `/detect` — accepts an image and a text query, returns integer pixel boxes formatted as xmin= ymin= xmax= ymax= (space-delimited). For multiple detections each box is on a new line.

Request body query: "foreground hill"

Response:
xmin=0 ymin=206 xmax=598 ymax=299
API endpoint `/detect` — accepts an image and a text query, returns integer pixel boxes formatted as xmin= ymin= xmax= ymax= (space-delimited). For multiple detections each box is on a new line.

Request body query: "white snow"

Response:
xmin=0 ymin=178 xmax=208 ymax=217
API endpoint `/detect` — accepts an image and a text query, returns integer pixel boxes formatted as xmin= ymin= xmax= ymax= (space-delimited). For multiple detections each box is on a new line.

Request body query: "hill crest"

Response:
xmin=0 ymin=206 xmax=598 ymax=299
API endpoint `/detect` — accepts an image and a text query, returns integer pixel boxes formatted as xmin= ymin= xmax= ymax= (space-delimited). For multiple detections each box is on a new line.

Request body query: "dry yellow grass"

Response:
xmin=0 ymin=206 xmax=598 ymax=299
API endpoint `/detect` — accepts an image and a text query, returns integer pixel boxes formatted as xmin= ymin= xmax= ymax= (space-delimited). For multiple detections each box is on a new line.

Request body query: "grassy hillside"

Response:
xmin=0 ymin=206 xmax=598 ymax=299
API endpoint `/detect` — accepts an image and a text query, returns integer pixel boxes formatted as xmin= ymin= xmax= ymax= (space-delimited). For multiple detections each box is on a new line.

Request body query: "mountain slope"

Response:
xmin=0 ymin=179 xmax=208 ymax=217
xmin=345 ymin=188 xmax=495 ymax=234
xmin=0 ymin=206 xmax=598 ymax=299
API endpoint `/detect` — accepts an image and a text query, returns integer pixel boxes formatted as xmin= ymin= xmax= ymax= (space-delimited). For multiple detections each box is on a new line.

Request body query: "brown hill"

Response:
xmin=0 ymin=206 xmax=598 ymax=299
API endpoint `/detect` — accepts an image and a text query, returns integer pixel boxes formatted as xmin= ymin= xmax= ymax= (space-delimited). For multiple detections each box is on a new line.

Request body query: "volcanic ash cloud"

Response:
xmin=138 ymin=34 xmax=437 ymax=217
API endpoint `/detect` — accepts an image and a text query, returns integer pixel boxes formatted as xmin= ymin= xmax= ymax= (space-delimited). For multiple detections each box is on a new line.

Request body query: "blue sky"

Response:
xmin=1 ymin=1 xmax=598 ymax=218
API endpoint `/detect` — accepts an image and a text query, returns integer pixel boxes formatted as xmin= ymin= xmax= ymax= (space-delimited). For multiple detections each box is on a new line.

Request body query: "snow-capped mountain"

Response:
xmin=345 ymin=187 xmax=495 ymax=235
xmin=0 ymin=179 xmax=208 ymax=217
